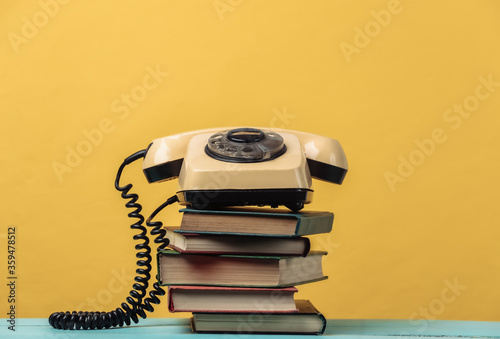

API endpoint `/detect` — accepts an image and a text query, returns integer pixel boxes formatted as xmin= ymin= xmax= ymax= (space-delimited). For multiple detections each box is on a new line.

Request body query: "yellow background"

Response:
xmin=1 ymin=0 xmax=500 ymax=322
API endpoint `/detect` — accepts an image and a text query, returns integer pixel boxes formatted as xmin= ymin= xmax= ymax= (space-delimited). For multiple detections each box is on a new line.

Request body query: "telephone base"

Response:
xmin=176 ymin=188 xmax=313 ymax=211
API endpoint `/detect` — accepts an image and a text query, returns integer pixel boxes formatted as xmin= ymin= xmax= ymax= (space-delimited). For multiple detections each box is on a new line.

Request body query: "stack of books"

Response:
xmin=157 ymin=207 xmax=332 ymax=335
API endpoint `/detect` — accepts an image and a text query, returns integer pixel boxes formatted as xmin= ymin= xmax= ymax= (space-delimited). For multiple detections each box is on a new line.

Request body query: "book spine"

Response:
xmin=318 ymin=312 xmax=327 ymax=334
xmin=156 ymin=252 xmax=163 ymax=285
xmin=167 ymin=287 xmax=174 ymax=313
xmin=166 ymin=243 xmax=184 ymax=253
xmin=302 ymin=237 xmax=311 ymax=256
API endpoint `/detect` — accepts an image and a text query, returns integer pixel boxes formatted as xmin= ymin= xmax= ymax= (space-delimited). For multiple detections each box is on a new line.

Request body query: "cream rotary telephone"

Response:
xmin=144 ymin=127 xmax=347 ymax=211
xmin=49 ymin=127 xmax=348 ymax=330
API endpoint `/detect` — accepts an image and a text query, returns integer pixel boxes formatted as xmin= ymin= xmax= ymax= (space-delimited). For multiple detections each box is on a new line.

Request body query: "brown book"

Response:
xmin=164 ymin=228 xmax=310 ymax=256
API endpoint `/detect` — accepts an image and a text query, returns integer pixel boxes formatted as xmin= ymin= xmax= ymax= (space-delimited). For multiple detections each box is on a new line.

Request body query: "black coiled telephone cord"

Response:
xmin=48 ymin=150 xmax=178 ymax=330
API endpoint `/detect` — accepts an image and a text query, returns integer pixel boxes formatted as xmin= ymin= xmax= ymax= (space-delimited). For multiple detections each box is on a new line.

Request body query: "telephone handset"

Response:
xmin=49 ymin=127 xmax=347 ymax=330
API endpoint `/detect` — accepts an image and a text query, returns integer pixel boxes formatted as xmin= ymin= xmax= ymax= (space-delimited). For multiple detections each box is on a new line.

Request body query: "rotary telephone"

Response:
xmin=49 ymin=127 xmax=348 ymax=330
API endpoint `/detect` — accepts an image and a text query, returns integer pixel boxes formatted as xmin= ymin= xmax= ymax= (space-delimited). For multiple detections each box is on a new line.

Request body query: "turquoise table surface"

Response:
xmin=1 ymin=318 xmax=499 ymax=338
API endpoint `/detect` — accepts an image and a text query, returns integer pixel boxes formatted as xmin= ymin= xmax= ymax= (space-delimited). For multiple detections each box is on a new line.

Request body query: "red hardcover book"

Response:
xmin=168 ymin=286 xmax=299 ymax=313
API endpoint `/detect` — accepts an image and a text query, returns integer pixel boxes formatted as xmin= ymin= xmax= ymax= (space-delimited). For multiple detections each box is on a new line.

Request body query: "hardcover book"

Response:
xmin=168 ymin=286 xmax=299 ymax=313
xmin=191 ymin=299 xmax=327 ymax=334
xmin=164 ymin=228 xmax=310 ymax=256
xmin=157 ymin=250 xmax=328 ymax=287
xmin=177 ymin=207 xmax=334 ymax=237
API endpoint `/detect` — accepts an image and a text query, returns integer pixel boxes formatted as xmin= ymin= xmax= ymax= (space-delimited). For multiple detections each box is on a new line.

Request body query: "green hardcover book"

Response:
xmin=191 ymin=299 xmax=327 ymax=335
xmin=176 ymin=207 xmax=334 ymax=237
xmin=157 ymin=250 xmax=328 ymax=287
